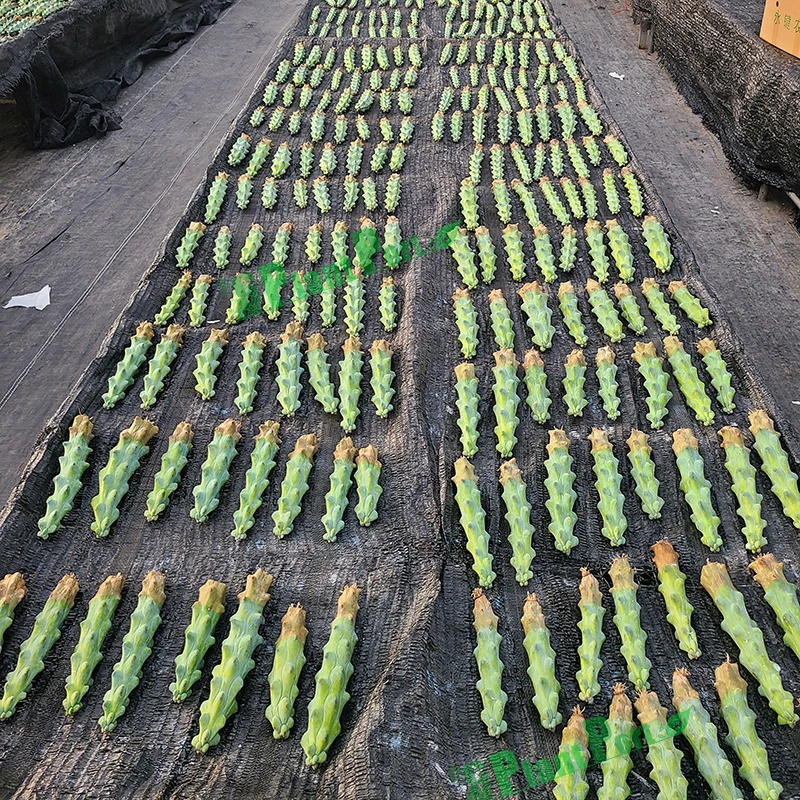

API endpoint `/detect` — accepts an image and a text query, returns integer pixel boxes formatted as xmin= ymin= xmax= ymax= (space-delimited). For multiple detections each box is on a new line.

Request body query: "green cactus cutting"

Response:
xmin=338 ymin=335 xmax=363 ymax=433
xmin=610 ymin=556 xmax=651 ymax=691
xmin=321 ymin=437 xmax=358 ymax=542
xmin=558 ymin=282 xmax=588 ymax=346
xmin=459 ymin=178 xmax=479 ymax=230
xmin=448 ymin=226 xmax=479 ymax=288
xmin=701 ymin=561 xmax=798 ymax=726
xmin=155 ymin=271 xmax=192 ymax=324
xmin=492 ymin=179 xmax=512 ymax=223
xmin=273 ymin=433 xmax=318 ymax=538
xmin=491 ymin=348 xmax=521 ymax=457
xmin=354 ymin=445 xmax=382 ymax=527
xmin=213 ymin=226 xmax=233 ymax=268
xmin=715 ymin=659 xmax=784 ymax=800
xmin=271 ymin=141 xmax=291 ymax=176
xmin=301 ymin=584 xmax=360 ymax=766
xmin=192 ymin=328 xmax=228 ymax=401
xmin=589 ymin=429 xmax=627 ymax=546
xmin=502 ymin=224 xmax=527 ymax=281
xmin=576 ymin=569 xmax=605 ymax=704
xmin=344 ymin=270 xmax=365 ymax=336
xmin=193 ymin=570 xmax=273 ymax=752
xmin=586 ymin=279 xmax=624 ymax=341
xmin=305 ymin=334 xmax=338 ymax=415
xmin=602 ymin=169 xmax=621 ymax=215
xmin=369 ymin=339 xmax=395 ymax=419
xmin=632 ymin=342 xmax=672 ymax=428
xmin=91 ymin=417 xmax=158 ymax=538
xmin=451 ymin=290 xmax=478 ymax=359
xmin=540 ymin=176 xmax=570 ymax=225
xmin=246 ymin=137 xmax=272 ymax=178
xmin=719 ymin=426 xmax=767 ymax=551
xmin=234 ymin=331 xmax=267 ymax=416
xmin=750 ymin=553 xmax=800 ymax=663
xmin=672 ymin=428 xmax=722 ymax=550
xmin=276 ymin=321 xmax=304 ymax=417
xmin=144 ymin=421 xmax=193 ymax=521
xmin=603 ymin=220 xmax=634 ymax=282
xmin=235 ymin=174 xmax=254 ymax=210
xmin=595 ymin=346 xmax=621 ymax=420
xmin=499 ymin=459 xmax=535 ymax=584
xmin=634 ymin=690 xmax=688 ymax=799
xmin=488 ymin=289 xmax=514 ymax=349
xmin=382 ymin=215 xmax=402 ymax=270
xmin=532 ymin=225 xmax=557 ymax=283
xmin=170 ymin=579 xmax=226 ymax=702
xmin=472 ymin=589 xmax=508 ymax=737
xmin=522 ymin=348 xmax=551 ymax=424
xmin=561 ymin=177 xmax=585 ymax=221
xmin=226 ymin=273 xmax=256 ymax=325
xmin=102 ymin=322 xmax=155 ymax=408
xmin=544 ymin=429 xmax=578 ymax=553
xmin=63 ymin=574 xmax=125 ymax=715
xmin=651 ymin=541 xmax=700 ymax=659
xmin=641 ymin=278 xmax=680 ymax=334
xmin=641 ymin=216 xmax=674 ymax=273
xmin=379 ymin=276 xmax=397 ymax=331
xmin=453 ymin=457 xmax=495 ymax=587
xmin=598 ymin=685 xmax=634 ymax=800
xmin=265 ymin=604 xmax=308 ymax=739
xmin=580 ymin=178 xmax=599 ymax=220
xmin=749 ymin=409 xmax=800 ymax=528
xmin=188 ymin=274 xmax=214 ymax=328
xmin=553 ymin=706 xmax=590 ymax=800
xmin=559 ymin=225 xmax=578 ymax=273
xmin=0 ymin=573 xmax=79 ymax=719
xmin=664 ymin=336 xmax=715 ymax=426
xmin=37 ymin=414 xmax=94 ymax=538
xmin=228 ymin=133 xmax=250 ymax=165
xmin=321 ymin=278 xmax=336 ymax=328
xmin=231 ymin=421 xmax=281 ymax=540
xmin=583 ymin=136 xmax=602 ymax=166
xmin=562 ymin=348 xmax=587 ymax=416
xmin=98 ymin=571 xmax=164 ymax=731
xmin=455 ymin=363 xmax=480 ymax=458
xmin=513 ymin=180 xmax=543 ymax=229
xmin=697 ymin=339 xmax=735 ymax=412
xmin=190 ymin=419 xmax=241 ymax=523
xmin=521 ymin=593 xmax=561 ymax=730
xmin=510 ymin=142 xmax=533 ymax=184
xmin=204 ymin=171 xmax=228 ymax=223
xmin=621 ymin=168 xmax=644 ymax=216
xmin=240 ymin=224 xmax=265 ymax=266
xmin=175 ymin=221 xmax=206 ymax=268
xmin=0 ymin=574 xmax=26 ymax=655
xmin=139 ymin=323 xmax=186 ymax=408
xmin=668 ymin=280 xmax=712 ymax=328
xmin=626 ymin=429 xmax=664 ymax=519
xmin=550 ymin=139 xmax=565 ymax=177
xmin=611 ymin=283 xmax=647 ymax=335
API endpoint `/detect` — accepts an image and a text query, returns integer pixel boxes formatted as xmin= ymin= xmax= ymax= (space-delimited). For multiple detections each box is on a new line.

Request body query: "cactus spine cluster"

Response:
xmin=626 ymin=429 xmax=663 ymax=519
xmin=544 ymin=430 xmax=578 ymax=553
xmin=91 ymin=417 xmax=158 ymax=538
xmin=664 ymin=336 xmax=715 ymax=426
xmin=471 ymin=589 xmax=507 ymax=737
xmin=369 ymin=339 xmax=395 ymax=418
xmin=749 ymin=553 xmax=800 ymax=662
xmin=170 ymin=579 xmax=227 ymax=702
xmin=589 ymin=429 xmax=627 ymax=546
xmin=272 ymin=434 xmax=318 ymax=538
xmin=306 ymin=334 xmax=339 ymax=415
xmin=98 ymin=571 xmax=165 ymax=731
xmin=521 ymin=593 xmax=561 ymax=730
xmin=354 ymin=445 xmax=382 ymax=527
xmin=144 ymin=421 xmax=193 ymax=521
xmin=338 ymin=335 xmax=364 ymax=433
xmin=563 ymin=348 xmax=587 ymax=416
xmin=190 ymin=419 xmax=242 ymax=523
xmin=234 ymin=332 xmax=267 ymax=415
xmin=598 ymin=685 xmax=634 ymax=800
xmin=575 ymin=569 xmax=605 ymax=704
xmin=609 ymin=556 xmax=651 ymax=691
xmin=453 ymin=457 xmax=495 ymax=587
xmin=193 ymin=570 xmax=273 ymax=752
xmin=455 ymin=363 xmax=481 ymax=457
xmin=498 ymin=459 xmax=535 ymax=584
xmin=491 ymin=348 xmax=521 ymax=457
xmin=276 ymin=321 xmax=305 ymax=417
xmin=0 ymin=574 xmax=79 ymax=719
xmin=37 ymin=414 xmax=94 ymax=538
xmin=0 ymin=574 xmax=26 ymax=655
xmin=453 ymin=288 xmax=479 ymax=358
xmin=102 ymin=322 xmax=154 ymax=408
xmin=265 ymin=604 xmax=308 ymax=739
xmin=632 ymin=342 xmax=672 ymax=429
xmin=518 ymin=282 xmax=555 ymax=350
xmin=595 ymin=346 xmax=620 ymax=419
xmin=140 ymin=324 xmax=185 ymax=409
xmin=558 ymin=282 xmax=588 ymax=346
xmin=321 ymin=437 xmax=358 ymax=542
xmin=701 ymin=561 xmax=798 ymax=726
xmin=193 ymin=328 xmax=229 ymax=401
xmin=652 ymin=541 xmax=700 ymax=659
xmin=553 ymin=706 xmax=590 ymax=800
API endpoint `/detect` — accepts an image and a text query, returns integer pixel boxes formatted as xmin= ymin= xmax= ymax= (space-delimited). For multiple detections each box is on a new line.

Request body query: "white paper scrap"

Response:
xmin=609 ymin=72 xmax=625 ymax=80
xmin=3 ymin=285 xmax=51 ymax=310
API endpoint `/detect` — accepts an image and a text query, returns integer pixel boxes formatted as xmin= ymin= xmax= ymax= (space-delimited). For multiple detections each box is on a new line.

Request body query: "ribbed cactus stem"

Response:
xmin=471 ymin=589 xmax=508 ymax=737
xmin=613 ymin=282 xmax=647 ymax=335
xmin=379 ymin=276 xmax=398 ymax=331
xmin=652 ymin=541 xmax=700 ymax=659
xmin=558 ymin=282 xmax=588 ymax=346
xmin=140 ymin=323 xmax=185 ymax=409
xmin=190 ymin=419 xmax=241 ymax=524
xmin=155 ymin=271 xmax=192 ymax=324
xmin=518 ymin=281 xmax=554 ymax=350
xmin=491 ymin=348 xmax=521 ymax=457
xmin=272 ymin=434 xmax=318 ymax=538
xmin=598 ymin=685 xmax=633 ymax=800
xmin=306 ymin=333 xmax=339 ymax=414
xmin=544 ymin=429 xmax=578 ymax=553
xmin=102 ymin=321 xmax=155 ymax=408
xmin=213 ymin=226 xmax=232 ymax=269
xmin=521 ymin=593 xmax=561 ymax=730
xmin=553 ymin=706 xmax=590 ymax=800
xmin=475 ymin=226 xmax=498 ymax=283
xmin=453 ymin=457 xmax=495 ymax=587
xmin=0 ymin=574 xmax=26 ymax=655
xmin=488 ymin=289 xmax=514 ymax=349
xmin=522 ymin=348 xmax=551 ymax=424
xmin=563 ymin=348 xmax=587 ymax=416
xmin=585 ymin=220 xmax=610 ymax=283
xmin=596 ymin=346 xmax=620 ymax=420
xmin=586 ymin=279 xmax=624 ymax=342
xmin=354 ymin=445 xmax=382 ymax=527
xmin=641 ymin=278 xmax=680 ymax=334
xmin=532 ymin=225 xmax=556 ymax=283
xmin=344 ymin=270 xmax=365 ymax=335
xmin=204 ymin=171 xmax=228 ymax=223
xmin=605 ymin=220 xmax=635 ymax=282
xmin=632 ymin=342 xmax=672 ymax=429
xmin=321 ymin=437 xmax=358 ymax=542
xmin=265 ymin=604 xmax=308 ymax=739
xmin=449 ymin=226 xmax=479 ymax=287
xmin=226 ymin=273 xmax=255 ymax=325
xmin=240 ymin=223 xmax=265 ymax=266
xmin=499 ymin=459 xmax=535 ymax=584
xmin=176 ymin=221 xmax=206 ymax=268
xmin=276 ymin=321 xmax=304 ymax=417
xmin=234 ymin=331 xmax=267 ymax=415
xmin=589 ymin=429 xmax=627 ymax=546
xmin=338 ymin=335 xmax=363 ymax=432
xmin=453 ymin=288 xmax=479 ymax=359
xmin=575 ymin=569 xmax=605 ymax=704
xmin=193 ymin=328 xmax=229 ymax=400
xmin=749 ymin=553 xmax=800 ymax=663
xmin=610 ymin=556 xmax=651 ymax=691
xmin=696 ymin=338 xmax=735 ymax=411
xmin=668 ymin=280 xmax=711 ymax=327
xmin=369 ymin=339 xmax=395 ymax=418
xmin=455 ymin=362 xmax=481 ymax=457
xmin=144 ymin=421 xmax=193 ymax=521
xmin=502 ymin=224 xmax=527 ymax=281
xmin=664 ymin=336 xmax=715 ymax=426
xmin=626 ymin=429 xmax=664 ymax=519
xmin=187 ymin=274 xmax=214 ymax=327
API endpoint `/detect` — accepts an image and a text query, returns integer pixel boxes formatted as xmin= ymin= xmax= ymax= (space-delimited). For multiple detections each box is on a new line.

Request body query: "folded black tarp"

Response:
xmin=0 ymin=0 xmax=233 ymax=148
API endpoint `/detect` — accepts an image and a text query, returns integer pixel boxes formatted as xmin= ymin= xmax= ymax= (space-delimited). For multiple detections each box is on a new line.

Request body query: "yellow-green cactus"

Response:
xmin=589 ymin=429 xmax=627 ymax=546
xmin=139 ymin=323 xmax=186 ymax=408
xmin=499 ymin=459 xmax=535 ymax=584
xmin=171 ymin=579 xmax=226 ymax=702
xmin=272 ymin=433 xmax=318 ymax=538
xmin=306 ymin=334 xmax=338 ymax=415
xmin=641 ymin=278 xmax=680 ymax=335
xmin=610 ymin=556 xmax=651 ymax=691
xmin=563 ymin=348 xmax=587 ymax=416
xmin=558 ymin=282 xmax=588 ymax=346
xmin=613 ymin=283 xmax=647 ymax=335
xmin=204 ymin=171 xmax=228 ymax=223
xmin=522 ymin=348 xmax=551 ymax=424
xmin=559 ymin=224 xmax=578 ymax=273
xmin=379 ymin=276 xmax=397 ymax=331
xmin=455 ymin=363 xmax=480 ymax=457
xmin=583 ymin=135 xmax=602 ymax=166
xmin=338 ymin=335 xmax=363 ymax=433
xmin=98 ymin=571 xmax=164 ymax=731
xmin=193 ymin=328 xmax=229 ymax=400
xmin=472 ymin=589 xmax=508 ymax=737
xmin=261 ymin=178 xmax=278 ymax=211
xmin=749 ymin=409 xmax=800 ymax=528
xmin=521 ymin=593 xmax=561 ymax=730
xmin=493 ymin=179 xmax=512 ymax=222
xmin=102 ymin=321 xmax=155 ymax=408
xmin=642 ymin=216 xmax=674 ymax=273
xmin=669 ymin=280 xmax=712 ymax=329
xmin=715 ymin=659 xmax=784 ymax=800
xmin=235 ymin=174 xmax=254 ymax=210
xmin=144 ymin=421 xmax=193 ymax=521
xmin=246 ymin=137 xmax=272 ymax=179
xmin=510 ymin=142 xmax=533 ymax=183
xmin=453 ymin=457 xmax=495 ymax=587
xmin=234 ymin=331 xmax=267 ymax=415
xmin=231 ymin=421 xmax=280 ymax=540
xmin=578 ymin=100 xmax=603 ymax=136
xmin=176 ymin=221 xmax=206 ymax=268
xmin=632 ymin=341 xmax=672 ymax=429
xmin=382 ymin=215 xmax=402 ymax=269
xmin=697 ymin=339 xmax=735 ymax=412
xmin=540 ymin=176 xmax=570 ymax=225
xmin=291 ymin=271 xmax=310 ymax=324
xmin=227 ymin=273 xmax=255 ymax=325
xmin=305 ymin=225 xmax=323 ymax=266
xmin=314 ymin=176 xmax=332 ymax=213
xmin=91 ymin=417 xmax=158 ymax=538
xmin=188 ymin=274 xmax=214 ymax=327
xmin=491 ymin=348 xmax=521 ymax=457
xmin=633 ymin=690 xmax=688 ymax=799
xmin=240 ymin=223 xmax=265 ymax=266
xmin=553 ymin=706 xmax=590 ymax=800
xmin=488 ymin=289 xmax=514 ymax=349
xmin=321 ymin=277 xmax=336 ymax=328
xmin=621 ymin=168 xmax=644 ymax=216
xmin=532 ymin=224 xmax=557 ymax=283
xmin=228 ymin=133 xmax=251 ymax=165
xmin=449 ymin=225 xmax=479 ymax=288
xmin=586 ymin=279 xmax=624 ymax=342
xmin=701 ymin=561 xmax=798 ymax=726
xmin=602 ymin=169 xmax=621 ymax=215
xmin=37 ymin=414 xmax=94 ymax=538
xmin=604 ymin=134 xmax=629 ymax=166
xmin=561 ymin=176 xmax=585 ymax=220
xmin=271 ymin=141 xmax=291 ymax=176
xmin=155 ymin=271 xmax=192 ymax=324
xmin=598 ymin=685 xmax=634 ymax=800
xmin=626 ymin=429 xmax=664 ymax=519
xmin=595 ymin=346 xmax=620 ymax=420
xmin=190 ymin=419 xmax=241 ymax=523
xmin=664 ymin=336 xmax=715 ymax=426
xmin=502 ymin=223 xmax=527 ymax=281
xmin=719 ymin=426 xmax=767 ymax=551
xmin=652 ymin=541 xmax=700 ymax=659
xmin=193 ymin=570 xmax=273 ymax=752
xmin=369 ymin=339 xmax=395 ymax=419
xmin=672 ymin=428 xmax=722 ymax=550
xmin=321 ymin=437 xmax=358 ymax=542
xmin=513 ymin=179 xmax=543 ymax=229
xmin=750 ymin=553 xmax=800 ymax=663
xmin=459 ymin=178 xmax=480 ymax=230
xmin=576 ymin=569 xmax=605 ymax=704
xmin=602 ymin=220 xmax=635 ymax=282
xmin=544 ymin=429 xmax=578 ymax=553
xmin=474 ymin=226 xmax=497 ymax=283
xmin=0 ymin=574 xmax=78 ymax=719
xmin=354 ymin=444 xmax=382 ymax=526
xmin=276 ymin=321 xmax=304 ymax=417
xmin=550 ymin=139 xmax=564 ymax=177
xmin=301 ymin=584 xmax=360 ymax=766
xmin=265 ymin=604 xmax=308 ymax=739
xmin=0 ymin=574 xmax=26 ymax=655
xmin=580 ymin=178 xmax=599 ymax=220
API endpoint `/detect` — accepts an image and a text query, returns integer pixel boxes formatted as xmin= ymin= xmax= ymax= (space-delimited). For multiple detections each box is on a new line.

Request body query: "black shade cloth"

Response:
xmin=0 ymin=0 xmax=234 ymax=148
